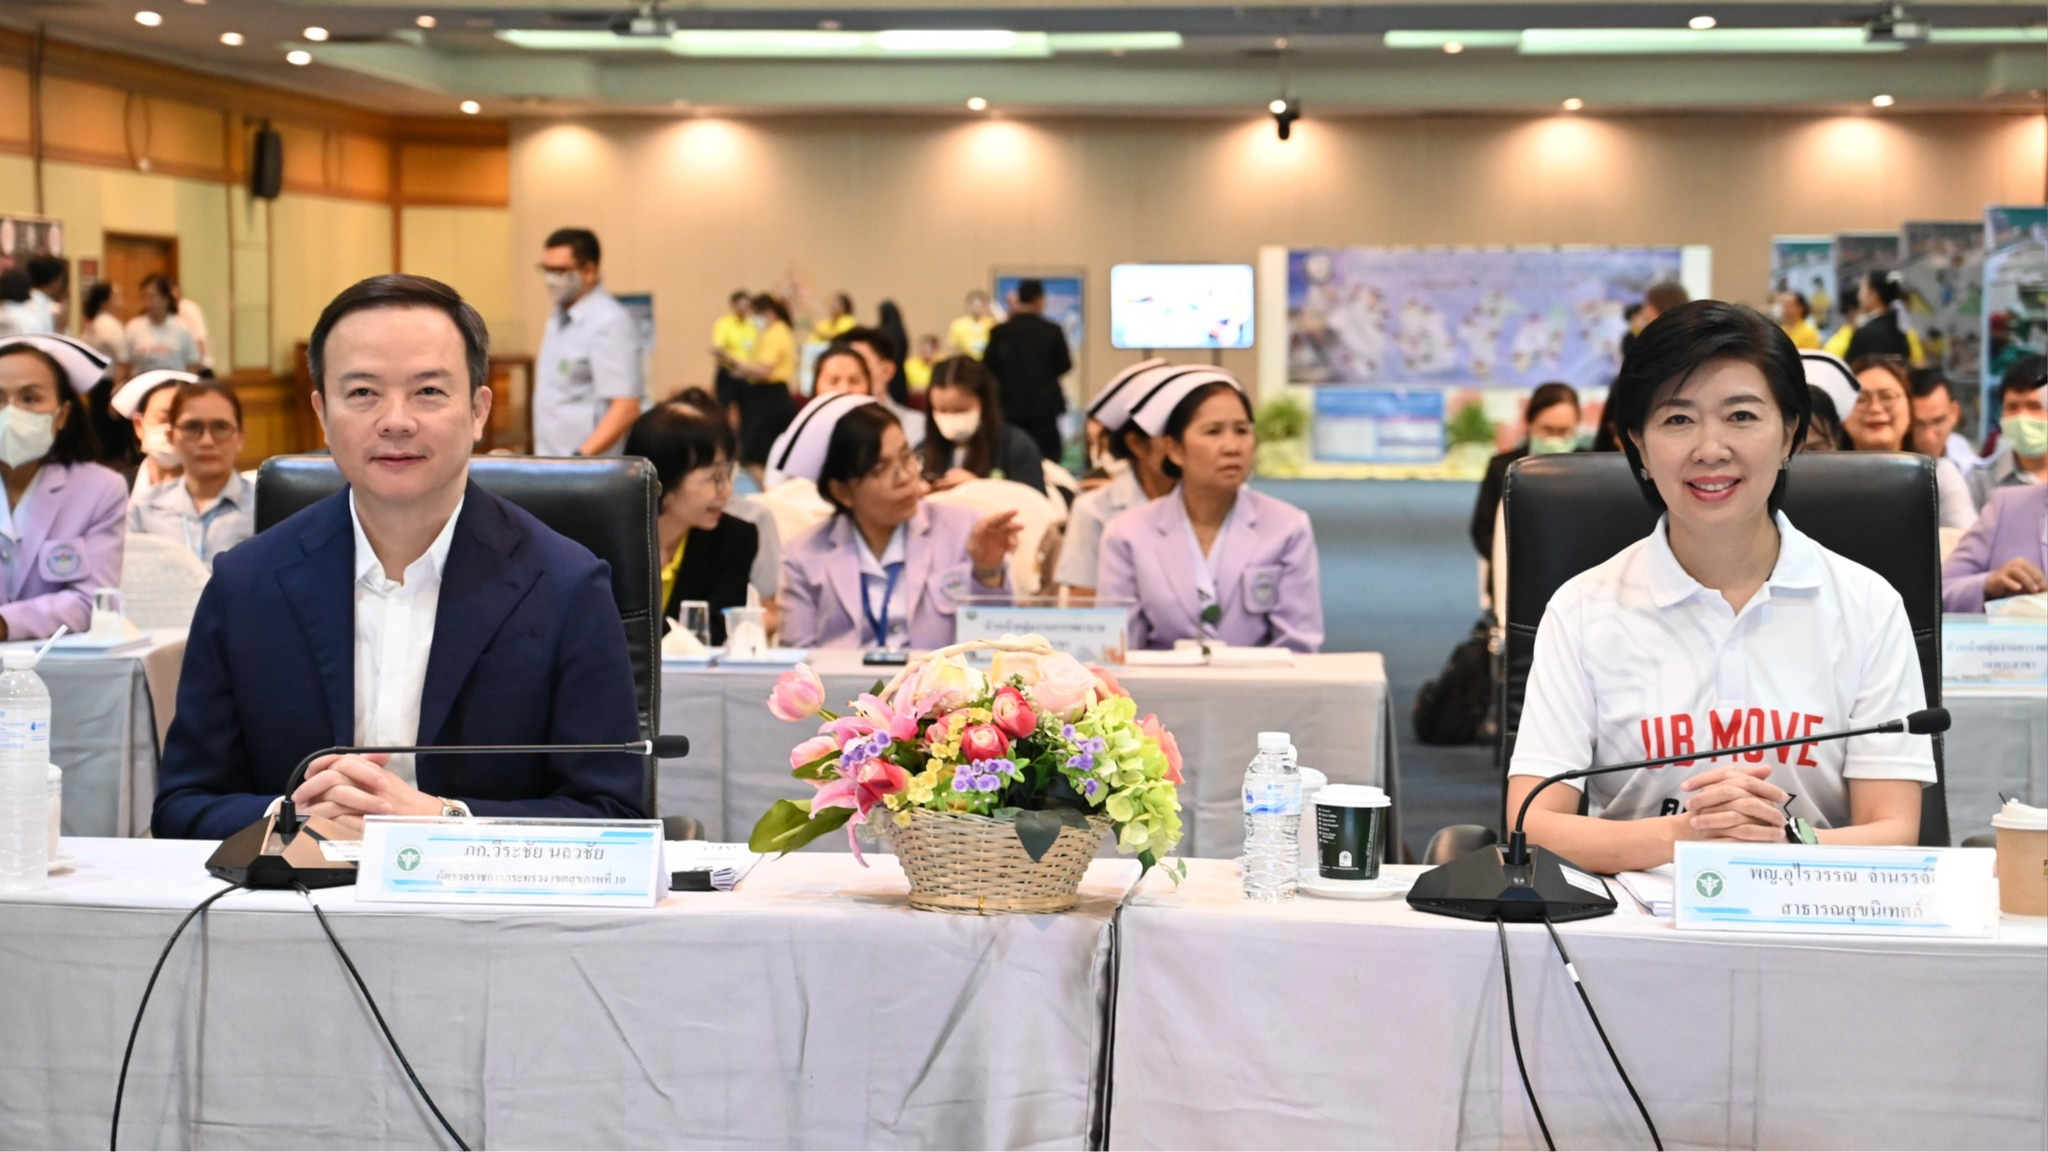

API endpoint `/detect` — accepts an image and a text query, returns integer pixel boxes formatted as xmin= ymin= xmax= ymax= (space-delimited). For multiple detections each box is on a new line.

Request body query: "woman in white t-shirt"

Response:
xmin=1509 ymin=300 xmax=1934 ymax=874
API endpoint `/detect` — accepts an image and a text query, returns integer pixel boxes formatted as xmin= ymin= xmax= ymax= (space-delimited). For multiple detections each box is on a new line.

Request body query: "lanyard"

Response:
xmin=862 ymin=562 xmax=904 ymax=648
xmin=1177 ymin=496 xmax=1235 ymax=636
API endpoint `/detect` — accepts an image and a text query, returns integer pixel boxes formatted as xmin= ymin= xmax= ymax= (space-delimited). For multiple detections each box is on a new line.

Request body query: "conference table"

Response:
xmin=0 ymin=838 xmax=1131 ymax=1150
xmin=1944 ymin=685 xmax=2048 ymax=841
xmin=9 ymin=631 xmax=186 ymax=840
xmin=1107 ymin=859 xmax=2048 ymax=1151
xmin=656 ymin=650 xmax=1400 ymax=859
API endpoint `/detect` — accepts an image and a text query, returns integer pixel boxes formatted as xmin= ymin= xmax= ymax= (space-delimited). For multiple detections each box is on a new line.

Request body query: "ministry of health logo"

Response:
xmin=1694 ymin=870 xmax=1725 ymax=899
xmin=396 ymin=846 xmax=423 ymax=873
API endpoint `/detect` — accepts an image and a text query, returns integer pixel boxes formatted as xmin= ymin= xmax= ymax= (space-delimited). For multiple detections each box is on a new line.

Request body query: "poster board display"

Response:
xmin=1833 ymin=231 xmax=1901 ymax=329
xmin=1898 ymin=221 xmax=1985 ymax=427
xmin=1770 ymin=235 xmax=1837 ymax=328
xmin=1983 ymin=206 xmax=2048 ymax=421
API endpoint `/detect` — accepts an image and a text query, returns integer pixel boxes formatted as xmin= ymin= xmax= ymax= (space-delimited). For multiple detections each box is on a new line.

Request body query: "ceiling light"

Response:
xmin=497 ymin=28 xmax=1179 ymax=58
xmin=1442 ymin=40 xmax=1465 ymax=54
xmin=875 ymin=29 xmax=1019 ymax=52
xmin=1688 ymin=15 xmax=1717 ymax=30
xmin=460 ymin=100 xmax=481 ymax=114
xmin=1561 ymin=97 xmax=1585 ymax=111
xmin=966 ymin=96 xmax=988 ymax=111
xmin=1520 ymin=28 xmax=1897 ymax=53
xmin=219 ymin=31 xmax=243 ymax=45
xmin=303 ymin=26 xmax=329 ymax=42
xmin=1383 ymin=31 xmax=1522 ymax=50
xmin=1871 ymin=93 xmax=1895 ymax=107
xmin=416 ymin=14 xmax=437 ymax=28
xmin=286 ymin=50 xmax=312 ymax=65
xmin=818 ymin=19 xmax=841 ymax=31
xmin=1274 ymin=37 xmax=1289 ymax=50
xmin=134 ymin=11 xmax=163 ymax=27
xmin=1270 ymin=97 xmax=1301 ymax=141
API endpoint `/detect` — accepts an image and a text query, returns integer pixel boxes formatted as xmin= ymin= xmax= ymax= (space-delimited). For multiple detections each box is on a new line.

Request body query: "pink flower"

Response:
xmin=991 ymin=686 xmax=1038 ymax=740
xmin=768 ymin=664 xmax=827 ymax=721
xmin=1031 ymin=653 xmax=1100 ymax=722
xmin=853 ymin=692 xmax=922 ymax=742
xmin=899 ymin=657 xmax=988 ymax=717
xmin=810 ymin=757 xmax=910 ymax=864
xmin=960 ymin=722 xmax=1011 ymax=763
xmin=1088 ymin=663 xmax=1131 ymax=700
xmin=789 ymin=733 xmax=840 ymax=772
xmin=1140 ymin=713 xmax=1185 ymax=786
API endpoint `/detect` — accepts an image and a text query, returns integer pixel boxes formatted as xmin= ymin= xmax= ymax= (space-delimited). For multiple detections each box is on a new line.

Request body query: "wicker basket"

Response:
xmin=882 ymin=807 xmax=1111 ymax=914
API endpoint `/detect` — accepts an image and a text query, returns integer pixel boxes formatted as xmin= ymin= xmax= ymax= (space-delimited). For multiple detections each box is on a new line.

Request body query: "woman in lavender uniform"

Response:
xmin=0 ymin=334 xmax=125 ymax=641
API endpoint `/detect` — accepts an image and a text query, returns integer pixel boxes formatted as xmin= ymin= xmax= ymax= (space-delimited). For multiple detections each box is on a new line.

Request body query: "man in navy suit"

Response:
xmin=153 ymin=274 xmax=646 ymax=840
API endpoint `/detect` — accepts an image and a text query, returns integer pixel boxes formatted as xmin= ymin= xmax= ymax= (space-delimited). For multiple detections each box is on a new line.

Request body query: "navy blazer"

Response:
xmin=152 ymin=483 xmax=647 ymax=840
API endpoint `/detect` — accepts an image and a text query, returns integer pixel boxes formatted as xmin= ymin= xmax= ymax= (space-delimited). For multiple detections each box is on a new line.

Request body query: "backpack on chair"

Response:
xmin=1412 ymin=617 xmax=1496 ymax=746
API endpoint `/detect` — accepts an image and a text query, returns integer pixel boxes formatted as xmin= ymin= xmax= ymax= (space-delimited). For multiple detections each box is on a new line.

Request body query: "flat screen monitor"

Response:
xmin=1110 ymin=263 xmax=1255 ymax=350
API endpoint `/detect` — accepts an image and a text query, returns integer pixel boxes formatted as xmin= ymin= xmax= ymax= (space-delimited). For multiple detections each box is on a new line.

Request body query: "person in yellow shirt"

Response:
xmin=736 ymin=294 xmax=799 ymax=485
xmin=809 ymin=293 xmax=856 ymax=344
xmin=1774 ymin=290 xmax=1822 ymax=350
xmin=903 ymin=333 xmax=941 ymax=397
xmin=947 ymin=290 xmax=996 ymax=359
xmin=710 ymin=288 xmax=756 ymax=420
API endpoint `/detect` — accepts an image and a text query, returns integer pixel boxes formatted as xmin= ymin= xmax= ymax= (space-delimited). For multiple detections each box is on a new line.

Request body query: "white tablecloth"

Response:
xmin=1109 ymin=859 xmax=2048 ymax=1151
xmin=0 ymin=838 xmax=1135 ymax=1150
xmin=658 ymin=651 xmax=1399 ymax=859
xmin=26 ymin=631 xmax=185 ymax=838
xmin=1945 ymin=685 xmax=2048 ymax=842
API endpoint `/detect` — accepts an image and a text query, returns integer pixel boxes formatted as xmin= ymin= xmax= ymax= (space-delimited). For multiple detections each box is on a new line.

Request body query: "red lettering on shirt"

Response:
xmin=1743 ymin=708 xmax=1766 ymax=762
xmin=1670 ymin=713 xmax=1696 ymax=767
xmin=1798 ymin=713 xmax=1823 ymax=767
xmin=1710 ymin=710 xmax=1744 ymax=758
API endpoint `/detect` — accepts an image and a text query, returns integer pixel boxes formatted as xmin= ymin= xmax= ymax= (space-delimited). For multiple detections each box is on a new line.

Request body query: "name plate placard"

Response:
xmin=1942 ymin=614 xmax=2048 ymax=687
xmin=955 ymin=605 xmax=1130 ymax=664
xmin=1673 ymin=843 xmax=1996 ymax=938
xmin=358 ymin=816 xmax=666 ymax=907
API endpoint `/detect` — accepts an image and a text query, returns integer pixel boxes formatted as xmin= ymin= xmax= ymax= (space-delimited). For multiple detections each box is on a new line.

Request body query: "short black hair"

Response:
xmin=1159 ymin=381 xmax=1253 ymax=481
xmin=140 ymin=273 xmax=174 ymax=301
xmin=836 ymin=326 xmax=898 ymax=363
xmin=1908 ymin=367 xmax=1954 ymax=404
xmin=544 ymin=228 xmax=601 ymax=266
xmin=1016 ymin=279 xmax=1045 ymax=305
xmin=1784 ymin=290 xmax=1810 ymax=320
xmin=1608 ymin=299 xmax=1810 ymax=512
xmin=813 ymin=345 xmax=874 ymax=393
xmin=168 ymin=379 xmax=245 ymax=429
xmin=0 ymin=271 xmax=27 ymax=304
xmin=26 ymin=256 xmax=66 ymax=291
xmin=1997 ymin=354 xmax=2046 ymax=409
xmin=817 ymin=402 xmax=903 ymax=516
xmin=1864 ymin=269 xmax=1903 ymax=307
xmin=624 ymin=400 xmax=735 ymax=497
xmin=729 ymin=289 xmax=750 ymax=305
xmin=0 ymin=345 xmax=103 ymax=465
xmin=306 ymin=274 xmax=491 ymax=395
xmin=1526 ymin=382 xmax=1580 ymax=426
xmin=750 ymin=294 xmax=792 ymax=327
xmin=82 ymin=282 xmax=112 ymax=321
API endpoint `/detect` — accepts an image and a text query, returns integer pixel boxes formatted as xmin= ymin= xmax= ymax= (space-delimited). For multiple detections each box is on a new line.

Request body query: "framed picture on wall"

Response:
xmin=0 ymin=214 xmax=65 ymax=273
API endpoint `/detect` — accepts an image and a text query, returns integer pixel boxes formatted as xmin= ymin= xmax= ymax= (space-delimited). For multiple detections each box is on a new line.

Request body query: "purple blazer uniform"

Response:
xmin=2 ymin=461 xmax=126 ymax=640
xmin=1942 ymin=483 xmax=2048 ymax=614
xmin=779 ymin=501 xmax=1005 ymax=651
xmin=1098 ymin=486 xmax=1324 ymax=653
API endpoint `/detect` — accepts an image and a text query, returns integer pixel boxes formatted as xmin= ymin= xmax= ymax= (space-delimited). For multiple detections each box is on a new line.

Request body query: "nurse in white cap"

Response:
xmin=1055 ymin=358 xmax=1173 ymax=598
xmin=109 ymin=367 xmax=200 ymax=499
xmin=1097 ymin=368 xmax=1324 ymax=652
xmin=0 ymin=334 xmax=126 ymax=640
xmin=776 ymin=392 xmax=1021 ymax=651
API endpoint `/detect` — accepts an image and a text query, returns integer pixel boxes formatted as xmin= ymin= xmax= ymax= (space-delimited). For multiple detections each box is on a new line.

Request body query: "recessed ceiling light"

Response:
xmin=134 ymin=11 xmax=163 ymax=27
xmin=1269 ymin=98 xmax=1289 ymax=115
xmin=183 ymin=0 xmax=206 ymax=5
xmin=966 ymin=96 xmax=989 ymax=111
xmin=1871 ymin=93 xmax=1895 ymax=106
xmin=416 ymin=14 xmax=437 ymax=28
xmin=1561 ymin=97 xmax=1585 ymax=111
xmin=1688 ymin=15 xmax=1718 ymax=30
xmin=219 ymin=31 xmax=243 ymax=45
xmin=286 ymin=50 xmax=312 ymax=65
xmin=818 ymin=19 xmax=842 ymax=31
xmin=1273 ymin=37 xmax=1289 ymax=50
xmin=459 ymin=100 xmax=481 ymax=115
xmin=1442 ymin=40 xmax=1465 ymax=54
xmin=303 ymin=26 xmax=329 ymax=42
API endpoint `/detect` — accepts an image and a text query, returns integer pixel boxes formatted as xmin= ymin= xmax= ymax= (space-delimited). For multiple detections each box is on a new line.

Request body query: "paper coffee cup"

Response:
xmin=1314 ymin=783 xmax=1390 ymax=884
xmin=1990 ymin=799 xmax=2047 ymax=917
xmin=1296 ymin=767 xmax=1328 ymax=874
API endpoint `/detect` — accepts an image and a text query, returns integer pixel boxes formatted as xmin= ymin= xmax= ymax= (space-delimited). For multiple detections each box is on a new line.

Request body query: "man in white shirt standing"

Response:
xmin=24 ymin=257 xmax=67 ymax=335
xmin=532 ymin=228 xmax=644 ymax=457
xmin=152 ymin=273 xmax=647 ymax=839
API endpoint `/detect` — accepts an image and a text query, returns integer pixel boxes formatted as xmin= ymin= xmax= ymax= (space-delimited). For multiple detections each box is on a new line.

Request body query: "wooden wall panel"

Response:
xmin=142 ymin=98 xmax=229 ymax=180
xmin=0 ymin=65 xmax=28 ymax=150
xmin=398 ymin=143 xmax=509 ymax=205
xmin=35 ymin=76 xmax=130 ymax=167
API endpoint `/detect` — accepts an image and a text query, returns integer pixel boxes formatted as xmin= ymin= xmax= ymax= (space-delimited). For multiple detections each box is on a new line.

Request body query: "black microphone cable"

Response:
xmin=111 ymin=880 xmax=243 ymax=1151
xmin=293 ymin=883 xmax=473 ymax=1151
xmin=1540 ymin=911 xmax=1663 ymax=1151
xmin=1494 ymin=916 xmax=1554 ymax=1152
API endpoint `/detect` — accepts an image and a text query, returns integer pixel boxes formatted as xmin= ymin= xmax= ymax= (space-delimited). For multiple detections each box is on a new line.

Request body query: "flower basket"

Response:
xmin=882 ymin=807 xmax=1113 ymax=914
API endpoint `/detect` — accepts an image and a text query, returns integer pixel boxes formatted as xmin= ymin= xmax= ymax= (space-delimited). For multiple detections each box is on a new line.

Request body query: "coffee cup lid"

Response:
xmin=1313 ymin=783 xmax=1389 ymax=808
xmin=1990 ymin=799 xmax=2047 ymax=831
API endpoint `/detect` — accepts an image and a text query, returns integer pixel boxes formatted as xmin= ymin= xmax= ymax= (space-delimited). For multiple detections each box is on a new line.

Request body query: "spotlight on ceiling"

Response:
xmin=219 ymin=31 xmax=243 ymax=45
xmin=417 ymin=14 xmax=437 ymax=28
xmin=303 ymin=26 xmax=329 ymax=41
xmin=135 ymin=11 xmax=164 ymax=27
xmin=1443 ymin=40 xmax=1465 ymax=53
xmin=286 ymin=49 xmax=312 ymax=65
xmin=1561 ymin=96 xmax=1585 ymax=111
xmin=966 ymin=96 xmax=989 ymax=111
xmin=1871 ymin=93 xmax=1895 ymax=106
xmin=1270 ymin=97 xmax=1301 ymax=140
xmin=1688 ymin=15 xmax=1718 ymax=30
xmin=460 ymin=100 xmax=481 ymax=114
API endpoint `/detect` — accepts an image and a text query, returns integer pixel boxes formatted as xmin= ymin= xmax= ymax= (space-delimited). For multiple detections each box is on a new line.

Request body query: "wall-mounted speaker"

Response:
xmin=250 ymin=123 xmax=283 ymax=200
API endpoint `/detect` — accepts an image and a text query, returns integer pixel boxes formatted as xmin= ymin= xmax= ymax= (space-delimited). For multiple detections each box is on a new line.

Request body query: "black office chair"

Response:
xmin=254 ymin=455 xmax=670 ymax=817
xmin=1427 ymin=451 xmax=1948 ymax=860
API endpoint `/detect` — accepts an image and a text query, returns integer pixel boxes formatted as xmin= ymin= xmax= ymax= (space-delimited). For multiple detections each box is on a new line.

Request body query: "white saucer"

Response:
xmin=47 ymin=854 xmax=75 ymax=876
xmin=1298 ymin=872 xmax=1410 ymax=900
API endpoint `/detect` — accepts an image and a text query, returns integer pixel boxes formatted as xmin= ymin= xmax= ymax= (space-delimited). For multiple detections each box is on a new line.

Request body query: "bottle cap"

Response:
xmin=2 ymin=651 xmax=35 ymax=671
xmin=1257 ymin=731 xmax=1291 ymax=752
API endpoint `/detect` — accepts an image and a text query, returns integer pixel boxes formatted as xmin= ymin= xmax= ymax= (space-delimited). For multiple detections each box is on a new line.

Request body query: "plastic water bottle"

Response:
xmin=0 ymin=650 xmax=52 ymax=891
xmin=1242 ymin=730 xmax=1301 ymax=902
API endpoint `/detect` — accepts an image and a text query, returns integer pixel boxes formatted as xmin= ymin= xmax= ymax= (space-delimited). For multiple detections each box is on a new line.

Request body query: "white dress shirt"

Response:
xmin=533 ymin=286 xmax=646 ymax=457
xmin=854 ymin=522 xmax=910 ymax=650
xmin=350 ymin=492 xmax=464 ymax=784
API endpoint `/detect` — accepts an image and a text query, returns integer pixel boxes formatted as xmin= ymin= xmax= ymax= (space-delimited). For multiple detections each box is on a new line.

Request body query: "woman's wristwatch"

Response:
xmin=440 ymin=797 xmax=473 ymax=818
xmin=1784 ymin=814 xmax=1817 ymax=845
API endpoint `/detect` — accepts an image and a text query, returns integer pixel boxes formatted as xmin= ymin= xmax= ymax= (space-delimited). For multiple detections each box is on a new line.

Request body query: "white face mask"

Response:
xmin=933 ymin=409 xmax=981 ymax=444
xmin=1092 ymin=450 xmax=1127 ymax=475
xmin=142 ymin=425 xmax=181 ymax=469
xmin=0 ymin=406 xmax=56 ymax=469
xmin=542 ymin=270 xmax=582 ymax=307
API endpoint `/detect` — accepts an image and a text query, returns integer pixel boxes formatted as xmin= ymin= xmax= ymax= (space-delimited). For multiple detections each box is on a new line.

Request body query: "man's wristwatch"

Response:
xmin=439 ymin=797 xmax=473 ymax=818
xmin=1784 ymin=814 xmax=1817 ymax=845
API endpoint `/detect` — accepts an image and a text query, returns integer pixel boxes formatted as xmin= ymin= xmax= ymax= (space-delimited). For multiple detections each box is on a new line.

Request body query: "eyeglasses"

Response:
xmin=866 ymin=449 xmax=922 ymax=482
xmin=174 ymin=419 xmax=239 ymax=441
xmin=1852 ymin=388 xmax=1905 ymax=408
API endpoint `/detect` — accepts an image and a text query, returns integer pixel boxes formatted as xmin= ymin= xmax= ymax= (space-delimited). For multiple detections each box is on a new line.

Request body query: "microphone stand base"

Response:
xmin=1406 ymin=844 xmax=1617 ymax=923
xmin=206 ymin=813 xmax=360 ymax=890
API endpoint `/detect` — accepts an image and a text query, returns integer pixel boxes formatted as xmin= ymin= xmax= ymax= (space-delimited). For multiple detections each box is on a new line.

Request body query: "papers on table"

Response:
xmin=666 ymin=841 xmax=763 ymax=891
xmin=1615 ymin=865 xmax=1675 ymax=917
xmin=0 ymin=631 xmax=155 ymax=658
xmin=1123 ymin=643 xmax=1296 ymax=668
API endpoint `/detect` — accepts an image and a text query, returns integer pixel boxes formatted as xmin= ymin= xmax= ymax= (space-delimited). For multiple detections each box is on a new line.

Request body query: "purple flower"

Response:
xmin=1065 ymin=751 xmax=1095 ymax=773
xmin=1081 ymin=778 xmax=1102 ymax=799
xmin=1061 ymin=724 xmax=1078 ymax=741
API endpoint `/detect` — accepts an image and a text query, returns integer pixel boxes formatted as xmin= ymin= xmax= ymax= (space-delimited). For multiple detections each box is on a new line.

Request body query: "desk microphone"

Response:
xmin=1407 ymin=707 xmax=1948 ymax=923
xmin=206 ymin=735 xmax=693 ymax=890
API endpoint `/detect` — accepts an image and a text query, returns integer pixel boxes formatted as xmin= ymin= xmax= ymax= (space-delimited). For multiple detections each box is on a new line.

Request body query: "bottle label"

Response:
xmin=0 ymin=708 xmax=51 ymax=756
xmin=1244 ymin=777 xmax=1302 ymax=817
